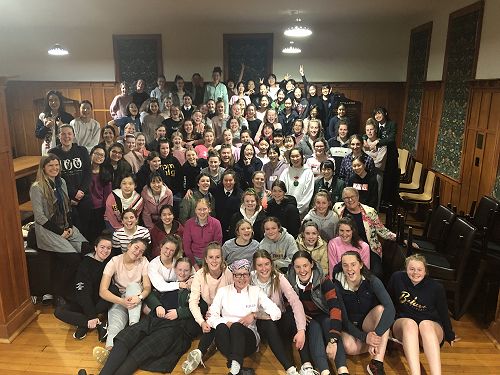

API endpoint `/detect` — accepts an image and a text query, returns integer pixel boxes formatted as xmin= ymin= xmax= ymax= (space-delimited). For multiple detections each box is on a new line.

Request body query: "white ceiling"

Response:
xmin=0 ymin=0 xmax=472 ymax=29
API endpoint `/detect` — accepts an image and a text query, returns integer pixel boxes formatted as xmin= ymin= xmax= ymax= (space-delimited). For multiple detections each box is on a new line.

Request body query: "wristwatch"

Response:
xmin=329 ymin=338 xmax=338 ymax=345
xmin=138 ymin=294 xmax=143 ymax=301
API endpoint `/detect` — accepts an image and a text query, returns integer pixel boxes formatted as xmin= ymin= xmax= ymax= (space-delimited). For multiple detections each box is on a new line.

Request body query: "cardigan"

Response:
xmin=250 ymin=272 xmax=307 ymax=332
xmin=189 ymin=268 xmax=234 ymax=325
xmin=30 ymin=179 xmax=86 ymax=253
xmin=333 ymin=202 xmax=396 ymax=258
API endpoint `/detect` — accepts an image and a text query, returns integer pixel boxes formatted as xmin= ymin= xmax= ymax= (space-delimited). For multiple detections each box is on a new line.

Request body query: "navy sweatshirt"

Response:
xmin=387 ymin=271 xmax=455 ymax=343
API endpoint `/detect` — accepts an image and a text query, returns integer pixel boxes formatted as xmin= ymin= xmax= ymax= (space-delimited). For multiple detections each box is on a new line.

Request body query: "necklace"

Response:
xmin=292 ymin=167 xmax=302 ymax=186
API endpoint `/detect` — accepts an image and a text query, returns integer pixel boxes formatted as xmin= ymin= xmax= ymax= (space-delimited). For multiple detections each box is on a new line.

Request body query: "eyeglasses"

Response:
xmin=233 ymin=272 xmax=250 ymax=279
xmin=111 ymin=150 xmax=123 ymax=155
xmin=343 ymin=196 xmax=356 ymax=201
xmin=92 ymin=152 xmax=105 ymax=158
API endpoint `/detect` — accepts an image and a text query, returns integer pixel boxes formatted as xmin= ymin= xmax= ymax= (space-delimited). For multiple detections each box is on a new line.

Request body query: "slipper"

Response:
xmin=93 ymin=346 xmax=109 ymax=365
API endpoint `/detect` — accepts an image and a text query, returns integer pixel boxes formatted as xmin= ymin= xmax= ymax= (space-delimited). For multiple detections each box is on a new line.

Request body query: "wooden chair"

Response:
xmin=466 ymin=196 xmax=500 ymax=251
xmin=398 ymin=148 xmax=412 ymax=183
xmin=399 ymin=170 xmax=439 ymax=209
xmin=416 ymin=217 xmax=477 ymax=320
xmin=407 ymin=205 xmax=456 ymax=253
xmin=399 ymin=161 xmax=423 ymax=192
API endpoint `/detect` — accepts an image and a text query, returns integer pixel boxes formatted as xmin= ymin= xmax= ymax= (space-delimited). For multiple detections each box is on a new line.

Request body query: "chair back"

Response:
xmin=398 ymin=148 xmax=410 ymax=175
xmin=443 ymin=217 xmax=477 ymax=278
xmin=471 ymin=196 xmax=500 ymax=231
xmin=400 ymin=162 xmax=423 ymax=190
xmin=425 ymin=204 xmax=456 ymax=243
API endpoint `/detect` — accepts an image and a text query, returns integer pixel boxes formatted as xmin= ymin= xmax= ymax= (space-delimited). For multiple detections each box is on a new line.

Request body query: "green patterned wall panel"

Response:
xmin=433 ymin=8 xmax=482 ymax=180
xmin=401 ymin=25 xmax=432 ymax=153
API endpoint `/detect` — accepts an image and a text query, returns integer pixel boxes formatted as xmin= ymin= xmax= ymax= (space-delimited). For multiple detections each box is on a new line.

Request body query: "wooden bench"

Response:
xmin=13 ymin=156 xmax=41 ymax=179
xmin=14 ymin=156 xmax=40 ymax=222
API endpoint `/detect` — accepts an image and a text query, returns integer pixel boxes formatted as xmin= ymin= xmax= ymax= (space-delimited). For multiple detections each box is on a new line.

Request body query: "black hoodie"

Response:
xmin=266 ymin=194 xmax=301 ymax=237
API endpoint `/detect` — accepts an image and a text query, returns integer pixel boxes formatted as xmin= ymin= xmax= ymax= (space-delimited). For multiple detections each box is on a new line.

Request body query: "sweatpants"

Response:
xmin=106 ymin=282 xmax=142 ymax=348
xmin=54 ymin=299 xmax=110 ymax=328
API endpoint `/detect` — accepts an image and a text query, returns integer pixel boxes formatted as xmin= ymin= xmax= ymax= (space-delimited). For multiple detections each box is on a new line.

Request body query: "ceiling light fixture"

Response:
xmin=282 ymin=41 xmax=301 ymax=54
xmin=48 ymin=44 xmax=69 ymax=56
xmin=284 ymin=11 xmax=312 ymax=38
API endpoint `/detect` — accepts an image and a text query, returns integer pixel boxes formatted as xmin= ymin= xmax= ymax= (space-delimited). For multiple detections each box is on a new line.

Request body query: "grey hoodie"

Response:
xmin=259 ymin=227 xmax=298 ymax=270
xmin=303 ymin=208 xmax=339 ymax=242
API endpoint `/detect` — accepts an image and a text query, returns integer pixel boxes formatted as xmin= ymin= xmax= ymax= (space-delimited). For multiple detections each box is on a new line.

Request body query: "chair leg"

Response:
xmin=455 ymin=260 xmax=487 ymax=320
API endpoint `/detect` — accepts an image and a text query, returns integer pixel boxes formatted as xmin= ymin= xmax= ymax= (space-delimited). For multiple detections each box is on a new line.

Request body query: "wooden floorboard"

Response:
xmin=0 ymin=306 xmax=499 ymax=375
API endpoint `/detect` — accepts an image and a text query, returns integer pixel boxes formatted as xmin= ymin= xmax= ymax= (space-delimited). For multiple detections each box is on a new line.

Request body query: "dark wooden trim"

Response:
xmin=405 ymin=21 xmax=433 ymax=83
xmin=422 ymin=80 xmax=443 ymax=89
xmin=401 ymin=21 xmax=433 ymax=148
xmin=468 ymin=79 xmax=500 ymax=89
xmin=222 ymin=33 xmax=273 ymax=81
xmin=441 ymin=0 xmax=484 ymax=81
xmin=112 ymin=34 xmax=163 ymax=83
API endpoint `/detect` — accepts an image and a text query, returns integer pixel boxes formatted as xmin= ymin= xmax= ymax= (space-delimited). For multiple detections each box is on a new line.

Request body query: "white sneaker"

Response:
xmin=286 ymin=366 xmax=300 ymax=375
xmin=182 ymin=348 xmax=204 ymax=374
xmin=300 ymin=364 xmax=320 ymax=375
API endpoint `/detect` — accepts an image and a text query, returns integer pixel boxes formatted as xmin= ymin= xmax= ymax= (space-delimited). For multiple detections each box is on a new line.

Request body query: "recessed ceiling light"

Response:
xmin=48 ymin=44 xmax=69 ymax=56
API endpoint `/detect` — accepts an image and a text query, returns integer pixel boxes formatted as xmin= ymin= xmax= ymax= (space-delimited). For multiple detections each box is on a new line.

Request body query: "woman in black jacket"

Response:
xmin=266 ymin=179 xmax=301 ymax=237
xmin=35 ymin=90 xmax=74 ymax=155
xmin=233 ymin=142 xmax=263 ymax=190
xmin=229 ymin=188 xmax=267 ymax=241
xmin=135 ymin=151 xmax=168 ymax=194
xmin=332 ymin=251 xmax=394 ymax=375
xmin=54 ymin=236 xmax=113 ymax=341
xmin=104 ymin=142 xmax=133 ymax=189
xmin=213 ymin=169 xmax=243 ymax=242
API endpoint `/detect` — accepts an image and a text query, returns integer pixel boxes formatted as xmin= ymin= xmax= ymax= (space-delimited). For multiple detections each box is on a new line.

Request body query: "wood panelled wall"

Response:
xmin=6 ymin=82 xmax=118 ymax=157
xmin=5 ymin=80 xmax=406 ymax=158
xmin=416 ymin=79 xmax=500 ymax=212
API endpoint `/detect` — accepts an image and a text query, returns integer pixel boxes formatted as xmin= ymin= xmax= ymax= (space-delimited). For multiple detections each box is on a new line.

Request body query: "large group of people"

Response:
xmin=30 ymin=65 xmax=456 ymax=375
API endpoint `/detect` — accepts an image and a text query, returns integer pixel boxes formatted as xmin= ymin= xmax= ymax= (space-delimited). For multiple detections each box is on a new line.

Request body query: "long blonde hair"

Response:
xmin=252 ymin=249 xmax=281 ymax=296
xmin=34 ymin=154 xmax=70 ymax=217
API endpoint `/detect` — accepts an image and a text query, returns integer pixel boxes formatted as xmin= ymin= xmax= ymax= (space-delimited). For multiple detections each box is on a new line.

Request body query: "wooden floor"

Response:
xmin=0 ymin=306 xmax=499 ymax=375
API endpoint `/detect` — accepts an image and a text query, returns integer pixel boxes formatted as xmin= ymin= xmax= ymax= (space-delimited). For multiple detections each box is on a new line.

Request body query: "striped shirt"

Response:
xmin=112 ymin=225 xmax=151 ymax=253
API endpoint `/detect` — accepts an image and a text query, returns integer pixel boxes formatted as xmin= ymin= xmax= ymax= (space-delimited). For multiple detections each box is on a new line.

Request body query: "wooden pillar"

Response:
xmin=0 ymin=77 xmax=37 ymax=342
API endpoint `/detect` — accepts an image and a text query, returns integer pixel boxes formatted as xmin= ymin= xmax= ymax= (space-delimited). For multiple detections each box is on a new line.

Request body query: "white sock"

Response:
xmin=230 ymin=360 xmax=241 ymax=374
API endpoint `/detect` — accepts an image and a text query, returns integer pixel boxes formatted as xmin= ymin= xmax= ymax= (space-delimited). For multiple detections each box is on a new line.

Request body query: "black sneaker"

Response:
xmin=367 ymin=359 xmax=385 ymax=375
xmin=77 ymin=370 xmax=88 ymax=375
xmin=96 ymin=323 xmax=108 ymax=342
xmin=73 ymin=326 xmax=88 ymax=340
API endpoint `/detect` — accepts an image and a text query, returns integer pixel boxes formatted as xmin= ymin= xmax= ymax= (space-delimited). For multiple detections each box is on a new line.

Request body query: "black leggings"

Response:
xmin=54 ymin=299 xmax=110 ymax=327
xmin=215 ymin=322 xmax=256 ymax=366
xmin=198 ymin=329 xmax=216 ymax=354
xmin=256 ymin=306 xmax=310 ymax=370
xmin=50 ymin=252 xmax=81 ymax=299
xmin=370 ymin=251 xmax=383 ymax=279
xmin=99 ymin=341 xmax=139 ymax=375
